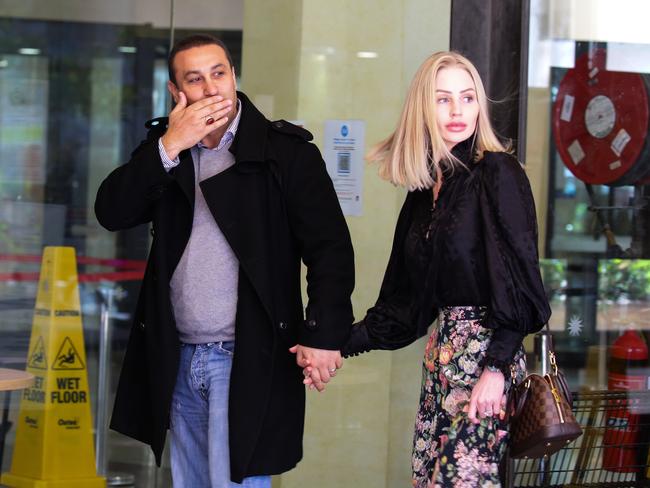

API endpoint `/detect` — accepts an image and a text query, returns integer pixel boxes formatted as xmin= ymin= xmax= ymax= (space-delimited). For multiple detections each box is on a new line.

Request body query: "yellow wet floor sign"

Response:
xmin=1 ymin=247 xmax=105 ymax=487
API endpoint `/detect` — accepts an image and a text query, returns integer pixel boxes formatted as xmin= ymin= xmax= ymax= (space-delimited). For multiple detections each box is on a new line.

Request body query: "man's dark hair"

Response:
xmin=168 ymin=34 xmax=234 ymax=85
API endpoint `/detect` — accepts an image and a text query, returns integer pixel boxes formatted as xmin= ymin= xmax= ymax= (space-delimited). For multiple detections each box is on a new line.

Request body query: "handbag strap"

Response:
xmin=510 ymin=323 xmax=559 ymax=382
xmin=542 ymin=323 xmax=560 ymax=376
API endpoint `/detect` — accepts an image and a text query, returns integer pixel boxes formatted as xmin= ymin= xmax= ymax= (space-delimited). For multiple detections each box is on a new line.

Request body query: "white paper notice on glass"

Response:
xmin=323 ymin=120 xmax=365 ymax=216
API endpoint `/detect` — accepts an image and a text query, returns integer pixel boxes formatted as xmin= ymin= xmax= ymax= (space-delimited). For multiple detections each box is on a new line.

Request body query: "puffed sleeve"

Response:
xmin=478 ymin=152 xmax=551 ymax=371
xmin=342 ymin=192 xmax=435 ymax=357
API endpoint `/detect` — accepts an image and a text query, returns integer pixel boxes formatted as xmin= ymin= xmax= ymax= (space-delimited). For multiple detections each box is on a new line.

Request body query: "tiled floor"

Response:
xmin=106 ymin=461 xmax=172 ymax=487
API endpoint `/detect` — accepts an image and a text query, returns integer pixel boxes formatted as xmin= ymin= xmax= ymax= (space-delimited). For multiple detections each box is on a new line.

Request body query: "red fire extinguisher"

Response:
xmin=603 ymin=329 xmax=648 ymax=472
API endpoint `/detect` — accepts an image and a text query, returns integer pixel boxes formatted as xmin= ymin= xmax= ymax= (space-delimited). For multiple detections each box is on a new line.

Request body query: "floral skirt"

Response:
xmin=411 ymin=306 xmax=527 ymax=488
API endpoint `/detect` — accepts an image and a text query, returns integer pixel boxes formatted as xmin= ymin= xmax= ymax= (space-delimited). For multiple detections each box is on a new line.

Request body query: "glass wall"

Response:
xmin=522 ymin=2 xmax=650 ymax=483
xmin=0 ymin=1 xmax=241 ymax=486
xmin=526 ymin=0 xmax=650 ymax=386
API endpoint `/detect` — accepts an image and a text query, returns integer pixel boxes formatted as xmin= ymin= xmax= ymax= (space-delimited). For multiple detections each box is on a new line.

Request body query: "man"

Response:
xmin=95 ymin=34 xmax=354 ymax=487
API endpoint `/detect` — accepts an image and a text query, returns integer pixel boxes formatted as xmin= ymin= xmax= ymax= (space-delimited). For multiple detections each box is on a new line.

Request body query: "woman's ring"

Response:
xmin=205 ymin=115 xmax=215 ymax=125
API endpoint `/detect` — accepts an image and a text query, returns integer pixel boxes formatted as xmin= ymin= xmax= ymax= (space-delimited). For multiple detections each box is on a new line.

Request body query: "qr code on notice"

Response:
xmin=337 ymin=152 xmax=351 ymax=174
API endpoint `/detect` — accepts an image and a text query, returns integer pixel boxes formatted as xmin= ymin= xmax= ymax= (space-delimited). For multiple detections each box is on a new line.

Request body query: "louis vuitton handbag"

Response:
xmin=508 ymin=326 xmax=583 ymax=458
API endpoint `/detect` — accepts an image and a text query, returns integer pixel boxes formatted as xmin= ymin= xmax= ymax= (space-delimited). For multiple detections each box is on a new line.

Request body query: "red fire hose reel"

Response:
xmin=553 ymin=48 xmax=650 ymax=186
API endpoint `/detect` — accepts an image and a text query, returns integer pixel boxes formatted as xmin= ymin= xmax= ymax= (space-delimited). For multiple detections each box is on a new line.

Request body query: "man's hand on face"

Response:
xmin=160 ymin=91 xmax=233 ymax=160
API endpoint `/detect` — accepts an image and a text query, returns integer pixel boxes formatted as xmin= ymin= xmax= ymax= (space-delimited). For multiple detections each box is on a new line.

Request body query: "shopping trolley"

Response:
xmin=507 ymin=389 xmax=650 ymax=487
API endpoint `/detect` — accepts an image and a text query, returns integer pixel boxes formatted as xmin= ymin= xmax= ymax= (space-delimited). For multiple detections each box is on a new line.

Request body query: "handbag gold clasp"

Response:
xmin=550 ymin=384 xmax=565 ymax=423
xmin=551 ymin=386 xmax=561 ymax=404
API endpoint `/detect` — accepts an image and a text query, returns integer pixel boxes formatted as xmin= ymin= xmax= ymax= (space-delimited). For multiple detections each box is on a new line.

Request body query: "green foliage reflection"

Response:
xmin=599 ymin=260 xmax=650 ymax=302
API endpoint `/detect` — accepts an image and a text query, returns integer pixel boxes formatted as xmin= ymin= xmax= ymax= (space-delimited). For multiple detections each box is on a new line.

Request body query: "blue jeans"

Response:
xmin=169 ymin=342 xmax=271 ymax=488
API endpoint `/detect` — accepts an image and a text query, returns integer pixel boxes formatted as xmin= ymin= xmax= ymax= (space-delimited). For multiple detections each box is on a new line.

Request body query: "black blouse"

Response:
xmin=343 ymin=139 xmax=551 ymax=371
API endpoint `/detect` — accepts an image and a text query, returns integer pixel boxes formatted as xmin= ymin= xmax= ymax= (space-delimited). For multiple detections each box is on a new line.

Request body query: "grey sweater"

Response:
xmin=160 ymin=108 xmax=241 ymax=343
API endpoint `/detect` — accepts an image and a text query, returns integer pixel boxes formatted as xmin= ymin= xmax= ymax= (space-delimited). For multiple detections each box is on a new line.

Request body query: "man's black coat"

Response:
xmin=94 ymin=92 xmax=355 ymax=482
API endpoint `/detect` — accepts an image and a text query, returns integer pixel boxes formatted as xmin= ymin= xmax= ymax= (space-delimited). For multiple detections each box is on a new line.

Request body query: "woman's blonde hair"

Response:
xmin=368 ymin=51 xmax=508 ymax=190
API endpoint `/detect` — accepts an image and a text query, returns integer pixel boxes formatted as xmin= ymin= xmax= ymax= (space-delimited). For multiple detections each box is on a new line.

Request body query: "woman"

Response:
xmin=338 ymin=52 xmax=550 ymax=486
